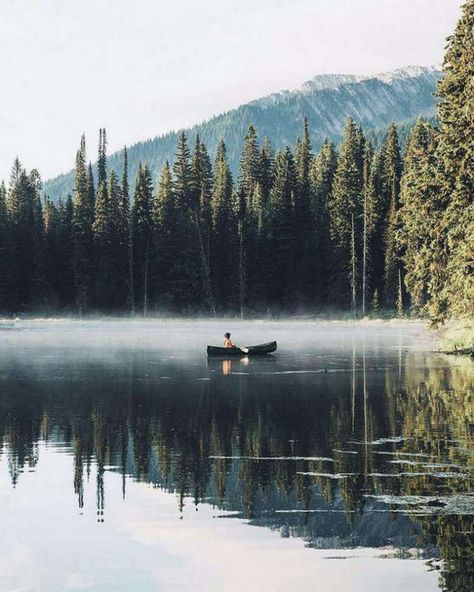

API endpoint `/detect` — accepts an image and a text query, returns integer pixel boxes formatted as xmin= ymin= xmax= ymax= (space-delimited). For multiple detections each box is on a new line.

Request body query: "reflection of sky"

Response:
xmin=0 ymin=445 xmax=440 ymax=592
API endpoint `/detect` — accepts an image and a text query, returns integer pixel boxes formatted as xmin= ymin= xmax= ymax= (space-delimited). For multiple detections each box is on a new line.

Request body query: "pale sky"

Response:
xmin=0 ymin=0 xmax=463 ymax=183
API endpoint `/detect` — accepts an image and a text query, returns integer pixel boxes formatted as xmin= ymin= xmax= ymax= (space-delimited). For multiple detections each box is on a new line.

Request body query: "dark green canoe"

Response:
xmin=207 ymin=341 xmax=277 ymax=357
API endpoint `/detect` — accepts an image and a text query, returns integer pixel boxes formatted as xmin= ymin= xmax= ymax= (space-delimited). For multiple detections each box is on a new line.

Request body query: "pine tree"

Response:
xmin=113 ymin=148 xmax=131 ymax=311
xmin=435 ymin=0 xmax=474 ymax=319
xmin=382 ymin=124 xmax=404 ymax=311
xmin=29 ymin=169 xmax=48 ymax=307
xmin=0 ymin=181 xmax=12 ymax=310
xmin=92 ymin=172 xmax=125 ymax=311
xmin=72 ymin=136 xmax=94 ymax=314
xmin=191 ymin=135 xmax=215 ymax=315
xmin=93 ymin=181 xmax=111 ymax=309
xmin=44 ymin=196 xmax=59 ymax=306
xmin=398 ymin=120 xmax=439 ymax=315
xmin=171 ymin=132 xmax=204 ymax=311
xmin=44 ymin=195 xmax=74 ymax=308
xmin=310 ymin=139 xmax=337 ymax=306
xmin=361 ymin=142 xmax=374 ymax=316
xmin=260 ymin=138 xmax=274 ymax=206
xmin=153 ymin=161 xmax=175 ymax=307
xmin=238 ymin=125 xmax=262 ymax=314
xmin=121 ymin=146 xmax=134 ymax=313
xmin=294 ymin=117 xmax=314 ymax=306
xmin=97 ymin=128 xmax=107 ymax=187
xmin=329 ymin=119 xmax=365 ymax=309
xmin=365 ymin=147 xmax=388 ymax=306
xmin=266 ymin=147 xmax=297 ymax=307
xmin=87 ymin=163 xmax=95 ymax=214
xmin=210 ymin=140 xmax=237 ymax=312
xmin=131 ymin=164 xmax=154 ymax=316
xmin=7 ymin=160 xmax=47 ymax=310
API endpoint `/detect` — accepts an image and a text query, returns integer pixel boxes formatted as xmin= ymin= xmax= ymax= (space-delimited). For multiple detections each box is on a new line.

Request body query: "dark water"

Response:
xmin=0 ymin=320 xmax=472 ymax=592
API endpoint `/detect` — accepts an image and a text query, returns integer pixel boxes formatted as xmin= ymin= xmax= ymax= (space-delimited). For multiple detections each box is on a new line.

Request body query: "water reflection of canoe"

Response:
xmin=207 ymin=341 xmax=277 ymax=357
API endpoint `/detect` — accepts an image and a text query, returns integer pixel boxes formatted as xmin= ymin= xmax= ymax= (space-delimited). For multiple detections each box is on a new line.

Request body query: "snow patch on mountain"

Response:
xmin=252 ymin=66 xmax=441 ymax=108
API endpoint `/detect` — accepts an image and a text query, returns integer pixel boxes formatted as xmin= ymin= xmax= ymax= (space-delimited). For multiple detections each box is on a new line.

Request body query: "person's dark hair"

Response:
xmin=224 ymin=332 xmax=231 ymax=338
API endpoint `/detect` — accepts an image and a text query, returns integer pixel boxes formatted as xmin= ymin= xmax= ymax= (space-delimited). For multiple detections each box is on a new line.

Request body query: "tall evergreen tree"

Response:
xmin=87 ymin=163 xmax=95 ymax=215
xmin=153 ymin=161 xmax=175 ymax=307
xmin=121 ymin=146 xmax=134 ymax=313
xmin=92 ymin=181 xmax=112 ymax=308
xmin=44 ymin=196 xmax=74 ymax=308
xmin=329 ymin=119 xmax=365 ymax=309
xmin=294 ymin=118 xmax=314 ymax=306
xmin=399 ymin=121 xmax=442 ymax=315
xmin=310 ymin=139 xmax=337 ymax=307
xmin=97 ymin=128 xmax=107 ymax=187
xmin=92 ymin=172 xmax=125 ymax=310
xmin=0 ymin=181 xmax=12 ymax=310
xmin=382 ymin=124 xmax=404 ymax=311
xmin=210 ymin=140 xmax=237 ymax=312
xmin=361 ymin=141 xmax=374 ymax=316
xmin=435 ymin=0 xmax=474 ymax=319
xmin=72 ymin=135 xmax=94 ymax=314
xmin=266 ymin=147 xmax=297 ymax=307
xmin=259 ymin=138 xmax=274 ymax=207
xmin=171 ymin=132 xmax=204 ymax=311
xmin=365 ymin=147 xmax=388 ymax=308
xmin=131 ymin=164 xmax=154 ymax=316
xmin=7 ymin=160 xmax=47 ymax=310
xmin=191 ymin=135 xmax=215 ymax=314
xmin=238 ymin=125 xmax=262 ymax=314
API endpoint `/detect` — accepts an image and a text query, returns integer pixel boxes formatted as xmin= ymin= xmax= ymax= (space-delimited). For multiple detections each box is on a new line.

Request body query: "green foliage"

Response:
xmin=210 ymin=141 xmax=237 ymax=312
xmin=435 ymin=0 xmax=474 ymax=319
xmin=72 ymin=136 xmax=94 ymax=313
xmin=382 ymin=124 xmax=404 ymax=309
xmin=7 ymin=160 xmax=47 ymax=310
xmin=266 ymin=148 xmax=297 ymax=306
xmin=293 ymin=118 xmax=314 ymax=305
xmin=1 ymin=0 xmax=472 ymax=322
xmin=398 ymin=120 xmax=440 ymax=315
xmin=131 ymin=164 xmax=154 ymax=315
xmin=329 ymin=119 xmax=365 ymax=308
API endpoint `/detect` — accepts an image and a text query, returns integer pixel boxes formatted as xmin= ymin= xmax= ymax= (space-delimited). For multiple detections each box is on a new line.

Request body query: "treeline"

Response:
xmin=0 ymin=121 xmax=404 ymax=316
xmin=0 ymin=2 xmax=472 ymax=319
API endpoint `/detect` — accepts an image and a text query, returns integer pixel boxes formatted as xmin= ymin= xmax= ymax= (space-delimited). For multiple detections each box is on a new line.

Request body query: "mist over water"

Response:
xmin=0 ymin=320 xmax=472 ymax=592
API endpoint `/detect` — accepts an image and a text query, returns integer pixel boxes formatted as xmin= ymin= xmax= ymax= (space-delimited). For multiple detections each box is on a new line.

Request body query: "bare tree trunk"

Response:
xmin=351 ymin=342 xmax=356 ymax=433
xmin=129 ymin=231 xmax=135 ymax=316
xmin=362 ymin=195 xmax=368 ymax=316
xmin=397 ymin=268 xmax=404 ymax=318
xmin=351 ymin=213 xmax=357 ymax=319
xmin=239 ymin=220 xmax=245 ymax=320
xmin=143 ymin=239 xmax=149 ymax=318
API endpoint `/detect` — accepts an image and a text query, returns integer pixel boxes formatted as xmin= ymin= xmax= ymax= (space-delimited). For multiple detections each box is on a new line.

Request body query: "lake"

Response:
xmin=0 ymin=320 xmax=472 ymax=592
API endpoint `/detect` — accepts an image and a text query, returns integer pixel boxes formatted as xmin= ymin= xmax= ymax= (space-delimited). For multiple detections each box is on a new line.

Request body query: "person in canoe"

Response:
xmin=224 ymin=332 xmax=235 ymax=348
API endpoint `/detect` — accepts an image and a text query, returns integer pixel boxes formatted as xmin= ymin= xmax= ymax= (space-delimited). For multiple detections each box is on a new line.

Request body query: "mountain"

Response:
xmin=44 ymin=66 xmax=441 ymax=200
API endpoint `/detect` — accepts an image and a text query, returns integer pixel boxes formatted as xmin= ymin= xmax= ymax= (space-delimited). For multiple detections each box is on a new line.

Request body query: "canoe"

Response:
xmin=207 ymin=341 xmax=277 ymax=357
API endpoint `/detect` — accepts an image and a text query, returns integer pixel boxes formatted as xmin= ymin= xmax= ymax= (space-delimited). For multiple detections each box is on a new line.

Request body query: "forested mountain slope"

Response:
xmin=44 ymin=66 xmax=440 ymax=201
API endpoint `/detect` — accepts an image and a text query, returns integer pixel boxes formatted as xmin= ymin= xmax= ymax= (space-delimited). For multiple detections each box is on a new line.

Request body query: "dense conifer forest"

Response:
xmin=0 ymin=2 xmax=472 ymax=320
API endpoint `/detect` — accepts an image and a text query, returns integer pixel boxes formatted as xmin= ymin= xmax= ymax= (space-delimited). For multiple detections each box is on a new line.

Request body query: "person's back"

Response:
xmin=224 ymin=332 xmax=234 ymax=348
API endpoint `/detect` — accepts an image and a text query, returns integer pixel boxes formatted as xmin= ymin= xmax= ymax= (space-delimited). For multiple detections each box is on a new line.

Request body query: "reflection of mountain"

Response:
xmin=0 ymin=348 xmax=472 ymax=591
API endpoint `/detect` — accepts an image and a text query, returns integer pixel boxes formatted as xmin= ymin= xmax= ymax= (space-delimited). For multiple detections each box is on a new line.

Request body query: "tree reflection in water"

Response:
xmin=0 ymin=345 xmax=472 ymax=591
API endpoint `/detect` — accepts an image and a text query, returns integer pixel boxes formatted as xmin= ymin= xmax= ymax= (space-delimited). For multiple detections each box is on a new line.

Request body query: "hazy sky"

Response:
xmin=0 ymin=0 xmax=463 ymax=182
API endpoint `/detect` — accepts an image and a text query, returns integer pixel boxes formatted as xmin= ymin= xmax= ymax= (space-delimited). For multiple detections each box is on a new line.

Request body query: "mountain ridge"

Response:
xmin=43 ymin=65 xmax=441 ymax=201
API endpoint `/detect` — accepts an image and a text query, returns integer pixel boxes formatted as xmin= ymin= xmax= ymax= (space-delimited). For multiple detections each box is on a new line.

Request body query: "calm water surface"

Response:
xmin=0 ymin=320 xmax=472 ymax=592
